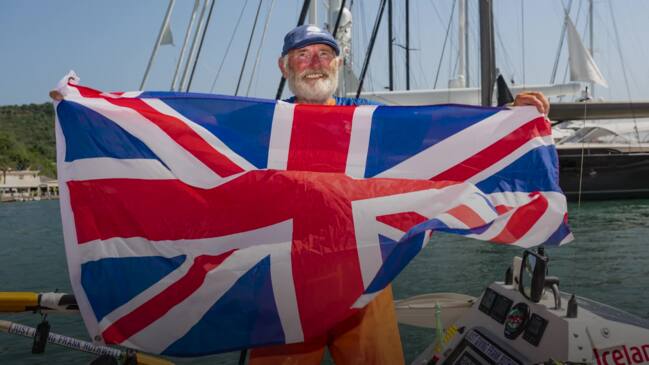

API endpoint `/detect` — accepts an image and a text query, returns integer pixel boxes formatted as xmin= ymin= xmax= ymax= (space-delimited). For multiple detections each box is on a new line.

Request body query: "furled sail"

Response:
xmin=566 ymin=15 xmax=608 ymax=87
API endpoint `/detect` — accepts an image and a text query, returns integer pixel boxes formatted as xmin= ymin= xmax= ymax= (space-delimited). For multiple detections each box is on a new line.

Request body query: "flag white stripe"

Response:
xmin=78 ymin=220 xmax=294 ymax=262
xmin=124 ymin=249 xmax=267 ymax=352
xmin=352 ymin=183 xmax=483 ymax=290
xmin=61 ymin=158 xmax=175 ymax=181
xmin=94 ymin=220 xmax=303 ymax=350
xmin=469 ymin=135 xmax=555 ymax=184
xmin=376 ymin=107 xmax=541 ymax=179
xmin=143 ymin=99 xmax=257 ymax=170
xmin=346 ymin=105 xmax=378 ymax=177
xmin=511 ymin=192 xmax=568 ymax=247
xmin=55 ymin=109 xmax=102 ymax=343
xmin=64 ymin=96 xmax=225 ymax=188
xmin=124 ymin=242 xmax=302 ymax=352
xmin=95 ymin=222 xmax=294 ymax=330
xmin=267 ymin=101 xmax=295 ymax=169
xmin=433 ymin=213 xmax=470 ymax=229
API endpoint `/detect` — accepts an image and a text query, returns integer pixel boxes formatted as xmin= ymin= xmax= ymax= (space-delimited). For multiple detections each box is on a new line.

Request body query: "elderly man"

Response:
xmin=249 ymin=24 xmax=550 ymax=365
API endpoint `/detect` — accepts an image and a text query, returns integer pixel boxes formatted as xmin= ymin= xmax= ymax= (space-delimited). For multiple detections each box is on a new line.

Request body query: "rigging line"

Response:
xmin=550 ymin=0 xmax=574 ymax=84
xmin=275 ymin=0 xmax=312 ymax=100
xmin=413 ymin=0 xmax=428 ymax=88
xmin=427 ymin=0 xmax=452 ymax=34
xmin=246 ymin=0 xmax=277 ymax=96
xmin=433 ymin=0 xmax=457 ymax=89
xmin=607 ymin=0 xmax=640 ymax=143
xmin=357 ymin=0 xmax=374 ymax=91
xmin=209 ymin=0 xmax=250 ymax=93
xmin=558 ymin=0 xmax=583 ymax=102
xmin=235 ymin=0 xmax=264 ymax=96
xmin=187 ymin=0 xmax=217 ymax=92
xmin=355 ymin=0 xmax=388 ymax=99
xmin=332 ymin=0 xmax=347 ymax=38
xmin=577 ymin=100 xmax=589 ymax=209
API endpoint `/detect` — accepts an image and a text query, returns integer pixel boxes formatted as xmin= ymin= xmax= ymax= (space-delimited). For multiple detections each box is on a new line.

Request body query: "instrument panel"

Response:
xmin=477 ymin=288 xmax=548 ymax=347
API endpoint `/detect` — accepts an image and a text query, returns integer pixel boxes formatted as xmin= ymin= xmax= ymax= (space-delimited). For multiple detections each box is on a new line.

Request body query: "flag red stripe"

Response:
xmin=70 ymin=84 xmax=245 ymax=177
xmin=446 ymin=204 xmax=486 ymax=228
xmin=376 ymin=212 xmax=428 ymax=232
xmin=491 ymin=192 xmax=548 ymax=244
xmin=102 ymin=251 xmax=235 ymax=344
xmin=287 ymin=104 xmax=355 ymax=172
xmin=431 ymin=117 xmax=550 ymax=182
xmin=494 ymin=205 xmax=513 ymax=215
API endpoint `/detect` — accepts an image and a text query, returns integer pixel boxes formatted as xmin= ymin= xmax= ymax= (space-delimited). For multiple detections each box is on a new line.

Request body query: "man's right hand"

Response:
xmin=49 ymin=90 xmax=63 ymax=101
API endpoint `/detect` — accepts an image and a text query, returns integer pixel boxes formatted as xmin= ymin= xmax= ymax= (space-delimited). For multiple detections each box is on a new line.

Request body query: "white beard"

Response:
xmin=287 ymin=61 xmax=339 ymax=104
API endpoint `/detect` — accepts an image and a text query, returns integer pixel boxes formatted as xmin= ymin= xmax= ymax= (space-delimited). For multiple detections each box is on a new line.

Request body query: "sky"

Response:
xmin=2 ymin=0 xmax=649 ymax=106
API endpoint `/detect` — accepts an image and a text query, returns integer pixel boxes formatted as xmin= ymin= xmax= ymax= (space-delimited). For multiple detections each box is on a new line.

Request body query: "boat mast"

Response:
xmin=171 ymin=0 xmax=199 ymax=91
xmin=309 ymin=0 xmax=318 ymax=24
xmin=140 ymin=0 xmax=176 ymax=90
xmin=479 ymin=0 xmax=496 ymax=106
xmin=388 ymin=0 xmax=394 ymax=91
xmin=405 ymin=0 xmax=410 ymax=90
xmin=450 ymin=0 xmax=467 ymax=88
xmin=589 ymin=0 xmax=594 ymax=97
xmin=464 ymin=0 xmax=470 ymax=87
xmin=179 ymin=0 xmax=211 ymax=92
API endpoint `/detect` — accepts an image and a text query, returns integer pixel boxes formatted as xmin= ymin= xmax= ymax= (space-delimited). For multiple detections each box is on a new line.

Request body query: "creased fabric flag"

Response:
xmin=52 ymin=71 xmax=572 ymax=357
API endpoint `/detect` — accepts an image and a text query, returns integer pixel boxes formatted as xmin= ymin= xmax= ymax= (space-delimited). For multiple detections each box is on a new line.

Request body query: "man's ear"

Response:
xmin=278 ymin=57 xmax=288 ymax=78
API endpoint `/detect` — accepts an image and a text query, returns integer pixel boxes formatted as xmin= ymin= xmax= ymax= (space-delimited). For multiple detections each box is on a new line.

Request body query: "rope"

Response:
xmin=235 ymin=0 xmax=264 ymax=96
xmin=209 ymin=0 xmax=250 ymax=93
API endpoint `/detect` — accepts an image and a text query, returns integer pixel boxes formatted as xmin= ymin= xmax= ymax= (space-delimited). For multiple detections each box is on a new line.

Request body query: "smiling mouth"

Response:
xmin=303 ymin=73 xmax=327 ymax=80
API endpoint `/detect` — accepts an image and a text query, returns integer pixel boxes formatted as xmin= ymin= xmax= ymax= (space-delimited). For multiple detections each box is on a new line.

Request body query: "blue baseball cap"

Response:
xmin=281 ymin=25 xmax=340 ymax=56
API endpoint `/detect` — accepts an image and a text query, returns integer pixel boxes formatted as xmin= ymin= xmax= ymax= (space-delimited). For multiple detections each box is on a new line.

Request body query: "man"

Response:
xmin=249 ymin=24 xmax=550 ymax=365
xmin=249 ymin=24 xmax=404 ymax=365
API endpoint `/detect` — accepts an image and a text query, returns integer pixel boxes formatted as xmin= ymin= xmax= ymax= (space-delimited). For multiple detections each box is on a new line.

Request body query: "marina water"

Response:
xmin=1 ymin=200 xmax=648 ymax=364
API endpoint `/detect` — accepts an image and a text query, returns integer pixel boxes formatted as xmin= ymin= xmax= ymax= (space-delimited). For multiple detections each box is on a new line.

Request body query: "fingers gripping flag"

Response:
xmin=53 ymin=73 xmax=572 ymax=356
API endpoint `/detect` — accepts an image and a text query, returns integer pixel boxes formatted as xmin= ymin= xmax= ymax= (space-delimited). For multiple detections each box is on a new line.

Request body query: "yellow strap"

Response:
xmin=136 ymin=353 xmax=175 ymax=365
xmin=0 ymin=292 xmax=39 ymax=312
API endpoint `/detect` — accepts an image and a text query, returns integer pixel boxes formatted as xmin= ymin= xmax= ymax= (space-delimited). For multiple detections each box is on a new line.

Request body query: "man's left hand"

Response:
xmin=512 ymin=92 xmax=549 ymax=115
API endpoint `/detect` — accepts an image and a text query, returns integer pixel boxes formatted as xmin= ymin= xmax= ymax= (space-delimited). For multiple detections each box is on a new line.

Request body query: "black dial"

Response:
xmin=504 ymin=302 xmax=530 ymax=339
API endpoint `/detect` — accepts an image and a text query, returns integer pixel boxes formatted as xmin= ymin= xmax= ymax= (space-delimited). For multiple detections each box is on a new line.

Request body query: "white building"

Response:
xmin=0 ymin=169 xmax=59 ymax=202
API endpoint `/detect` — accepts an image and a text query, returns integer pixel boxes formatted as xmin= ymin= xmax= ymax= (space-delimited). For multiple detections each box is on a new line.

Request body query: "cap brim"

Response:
xmin=282 ymin=39 xmax=340 ymax=56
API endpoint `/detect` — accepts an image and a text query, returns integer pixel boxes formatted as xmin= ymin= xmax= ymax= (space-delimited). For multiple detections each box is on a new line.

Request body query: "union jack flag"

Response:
xmin=53 ymin=72 xmax=572 ymax=357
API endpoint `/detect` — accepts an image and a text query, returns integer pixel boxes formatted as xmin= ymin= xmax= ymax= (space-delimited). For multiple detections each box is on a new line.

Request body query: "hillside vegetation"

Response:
xmin=0 ymin=103 xmax=56 ymax=178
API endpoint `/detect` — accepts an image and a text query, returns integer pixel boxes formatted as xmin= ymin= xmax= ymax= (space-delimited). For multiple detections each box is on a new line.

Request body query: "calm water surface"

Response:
xmin=1 ymin=199 xmax=648 ymax=364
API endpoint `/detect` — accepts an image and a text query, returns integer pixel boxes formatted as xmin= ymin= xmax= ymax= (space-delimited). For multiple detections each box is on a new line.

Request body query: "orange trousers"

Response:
xmin=248 ymin=286 xmax=404 ymax=365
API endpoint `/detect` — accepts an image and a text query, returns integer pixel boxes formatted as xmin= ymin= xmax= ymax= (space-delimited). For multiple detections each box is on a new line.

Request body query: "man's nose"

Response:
xmin=308 ymin=52 xmax=323 ymax=67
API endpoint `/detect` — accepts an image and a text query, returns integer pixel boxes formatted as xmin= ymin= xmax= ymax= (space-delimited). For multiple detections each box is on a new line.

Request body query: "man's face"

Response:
xmin=281 ymin=44 xmax=340 ymax=103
